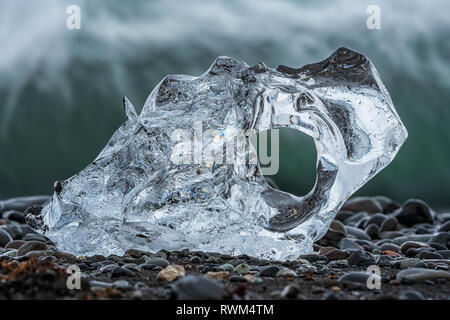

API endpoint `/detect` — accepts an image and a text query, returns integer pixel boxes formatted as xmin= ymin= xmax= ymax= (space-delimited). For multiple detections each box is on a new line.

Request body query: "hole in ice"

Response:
xmin=252 ymin=128 xmax=317 ymax=197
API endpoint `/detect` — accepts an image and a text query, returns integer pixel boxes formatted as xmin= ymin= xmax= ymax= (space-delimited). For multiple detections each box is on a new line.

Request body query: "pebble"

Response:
xmin=366 ymin=213 xmax=387 ymax=227
xmin=394 ymin=199 xmax=434 ymax=227
xmin=400 ymin=241 xmax=430 ymax=255
xmin=112 ymin=266 xmax=135 ymax=277
xmin=156 ymin=265 xmax=185 ymax=282
xmin=297 ymin=254 xmax=328 ymax=263
xmin=276 ymin=269 xmax=297 ymax=278
xmin=124 ymin=248 xmax=149 ymax=258
xmin=330 ymin=220 xmax=346 ymax=234
xmin=235 ymin=263 xmax=250 ymax=274
xmin=338 ymin=272 xmax=380 ymax=284
xmin=0 ymin=196 xmax=49 ymax=213
xmin=316 ymin=229 xmax=346 ymax=247
xmin=396 ymin=268 xmax=450 ymax=282
xmin=392 ymin=258 xmax=421 ymax=269
xmin=418 ymin=251 xmax=443 ymax=260
xmin=436 ymin=250 xmax=450 ymax=259
xmin=113 ymin=280 xmax=133 ymax=290
xmin=89 ymin=280 xmax=113 ymax=288
xmin=17 ymin=240 xmax=47 ymax=256
xmin=3 ymin=211 xmax=26 ymax=224
xmin=170 ymin=275 xmax=225 ymax=299
xmin=189 ymin=255 xmax=202 ymax=263
xmin=379 ymin=217 xmax=398 ymax=232
xmin=397 ymin=290 xmax=425 ymax=300
xmin=344 ymin=226 xmax=371 ymax=241
xmin=429 ymin=242 xmax=447 ymax=251
xmin=365 ymin=224 xmax=379 ymax=240
xmin=339 ymin=238 xmax=364 ymax=251
xmin=123 ymin=263 xmax=143 ymax=273
xmin=373 ymin=196 xmax=400 ymax=213
xmin=341 ymin=197 xmax=383 ymax=214
xmin=348 ymin=251 xmax=375 ymax=267
xmin=218 ymin=263 xmax=235 ymax=273
xmin=438 ymin=221 xmax=450 ymax=232
xmin=380 ymin=243 xmax=401 ymax=253
xmin=0 ymin=229 xmax=12 ymax=247
xmin=428 ymin=232 xmax=449 ymax=248
xmin=146 ymin=257 xmax=170 ymax=268
xmin=206 ymin=271 xmax=229 ymax=281
xmin=259 ymin=265 xmax=281 ymax=277
xmin=320 ymin=247 xmax=348 ymax=261
xmin=229 ymin=275 xmax=247 ymax=282
xmin=281 ymin=284 xmax=300 ymax=299
xmin=4 ymin=240 xmax=25 ymax=250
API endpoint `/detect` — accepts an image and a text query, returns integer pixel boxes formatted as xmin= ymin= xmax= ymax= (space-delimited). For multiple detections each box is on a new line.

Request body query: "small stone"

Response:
xmin=428 ymin=232 xmax=449 ymax=248
xmin=297 ymin=254 xmax=328 ymax=263
xmin=380 ymin=217 xmax=398 ymax=232
xmin=429 ymin=242 xmax=447 ymax=251
xmin=189 ymin=256 xmax=202 ymax=263
xmin=394 ymin=199 xmax=434 ymax=227
xmin=315 ymin=229 xmax=346 ymax=247
xmin=112 ymin=266 xmax=135 ymax=277
xmin=373 ymin=196 xmax=400 ymax=213
xmin=330 ymin=220 xmax=346 ymax=234
xmin=4 ymin=240 xmax=26 ymax=250
xmin=0 ymin=230 xmax=12 ymax=247
xmin=170 ymin=275 xmax=224 ymax=299
xmin=380 ymin=243 xmax=401 ymax=253
xmin=365 ymin=224 xmax=379 ymax=240
xmin=124 ymin=248 xmax=149 ymax=258
xmin=366 ymin=214 xmax=387 ymax=227
xmin=341 ymin=197 xmax=383 ymax=214
xmin=89 ymin=280 xmax=113 ymax=288
xmin=400 ymin=241 xmax=430 ymax=255
xmin=438 ymin=221 xmax=450 ymax=232
xmin=113 ymin=280 xmax=132 ymax=291
xmin=436 ymin=250 xmax=450 ymax=259
xmin=218 ymin=263 xmax=235 ymax=272
xmin=348 ymin=251 xmax=375 ymax=267
xmin=259 ymin=265 xmax=281 ymax=277
xmin=157 ymin=265 xmax=185 ymax=282
xmin=396 ymin=268 xmax=450 ymax=282
xmin=281 ymin=284 xmax=300 ymax=299
xmin=339 ymin=238 xmax=364 ymax=251
xmin=153 ymin=250 xmax=168 ymax=259
xmin=345 ymin=226 xmax=371 ymax=241
xmin=17 ymin=240 xmax=47 ymax=256
xmin=392 ymin=258 xmax=421 ymax=269
xmin=206 ymin=271 xmax=229 ymax=281
xmin=397 ymin=290 xmax=425 ymax=300
xmin=235 ymin=263 xmax=250 ymax=274
xmin=338 ymin=272 xmax=380 ymax=284
xmin=146 ymin=257 xmax=170 ymax=268
xmin=229 ymin=275 xmax=247 ymax=282
xmin=276 ymin=269 xmax=297 ymax=278
xmin=379 ymin=231 xmax=404 ymax=239
xmin=123 ymin=263 xmax=143 ymax=273
xmin=418 ymin=251 xmax=443 ymax=260
xmin=320 ymin=248 xmax=349 ymax=261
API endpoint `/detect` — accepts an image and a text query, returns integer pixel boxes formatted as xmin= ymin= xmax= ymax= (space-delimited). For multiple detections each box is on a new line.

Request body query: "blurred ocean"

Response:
xmin=0 ymin=0 xmax=449 ymax=208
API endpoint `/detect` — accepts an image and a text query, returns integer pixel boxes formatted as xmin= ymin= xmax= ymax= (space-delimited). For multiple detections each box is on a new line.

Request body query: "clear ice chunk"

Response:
xmin=28 ymin=48 xmax=407 ymax=260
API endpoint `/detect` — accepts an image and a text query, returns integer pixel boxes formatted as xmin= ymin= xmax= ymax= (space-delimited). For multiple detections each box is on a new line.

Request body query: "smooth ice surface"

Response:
xmin=28 ymin=48 xmax=407 ymax=260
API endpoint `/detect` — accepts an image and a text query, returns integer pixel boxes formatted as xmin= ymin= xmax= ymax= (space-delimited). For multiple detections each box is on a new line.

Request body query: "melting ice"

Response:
xmin=27 ymin=48 xmax=407 ymax=260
